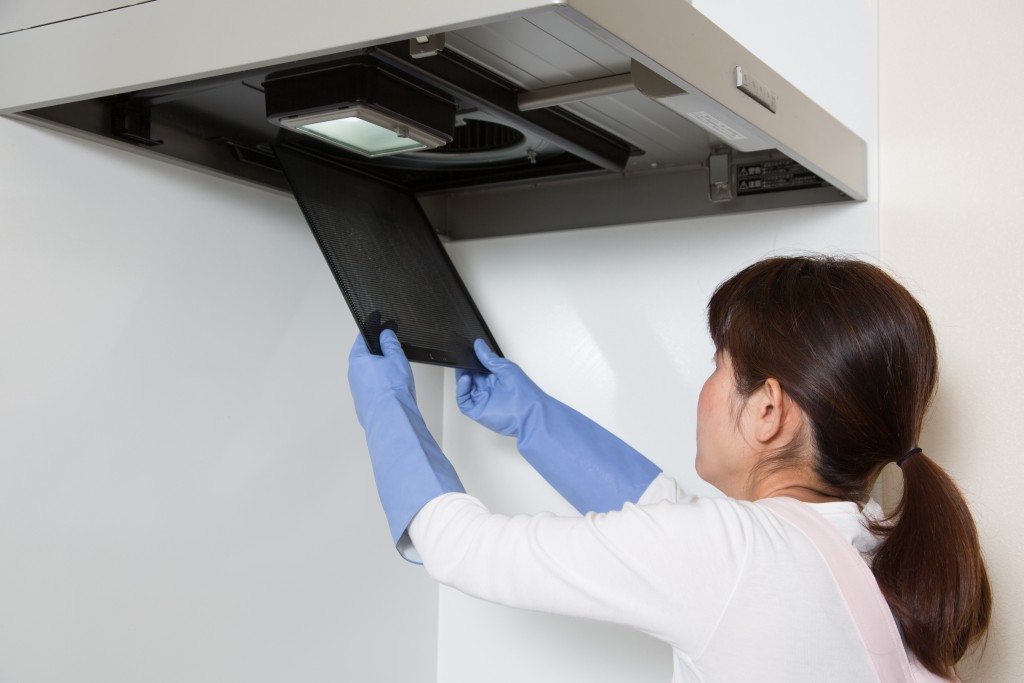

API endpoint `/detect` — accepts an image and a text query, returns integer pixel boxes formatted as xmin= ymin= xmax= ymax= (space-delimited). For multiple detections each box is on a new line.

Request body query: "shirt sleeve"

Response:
xmin=407 ymin=484 xmax=752 ymax=654
xmin=636 ymin=472 xmax=691 ymax=505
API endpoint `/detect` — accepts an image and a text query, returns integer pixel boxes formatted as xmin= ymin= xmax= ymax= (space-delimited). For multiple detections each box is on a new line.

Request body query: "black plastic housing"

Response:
xmin=263 ymin=58 xmax=456 ymax=144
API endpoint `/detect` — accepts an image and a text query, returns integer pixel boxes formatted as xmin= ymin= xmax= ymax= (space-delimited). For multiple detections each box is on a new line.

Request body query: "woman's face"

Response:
xmin=695 ymin=351 xmax=753 ymax=497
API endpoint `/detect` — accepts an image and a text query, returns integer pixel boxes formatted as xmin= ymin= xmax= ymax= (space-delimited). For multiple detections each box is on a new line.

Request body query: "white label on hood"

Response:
xmin=684 ymin=112 xmax=747 ymax=141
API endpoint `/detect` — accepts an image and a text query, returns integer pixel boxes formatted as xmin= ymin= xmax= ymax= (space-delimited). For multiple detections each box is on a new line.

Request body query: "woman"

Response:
xmin=347 ymin=255 xmax=991 ymax=682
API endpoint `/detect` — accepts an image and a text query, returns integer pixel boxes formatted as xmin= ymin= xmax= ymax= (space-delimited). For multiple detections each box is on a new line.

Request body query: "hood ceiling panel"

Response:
xmin=445 ymin=15 xmax=631 ymax=87
xmin=444 ymin=14 xmax=719 ymax=167
xmin=563 ymin=92 xmax=719 ymax=170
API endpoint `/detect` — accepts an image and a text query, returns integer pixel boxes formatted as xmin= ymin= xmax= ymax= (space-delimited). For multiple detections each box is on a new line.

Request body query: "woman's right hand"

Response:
xmin=454 ymin=339 xmax=545 ymax=437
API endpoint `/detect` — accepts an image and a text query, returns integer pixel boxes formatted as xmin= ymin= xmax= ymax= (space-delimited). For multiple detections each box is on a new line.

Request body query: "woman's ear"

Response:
xmin=750 ymin=378 xmax=799 ymax=445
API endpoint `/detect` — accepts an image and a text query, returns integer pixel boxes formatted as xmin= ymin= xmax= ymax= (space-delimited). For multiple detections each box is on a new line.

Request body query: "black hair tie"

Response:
xmin=897 ymin=447 xmax=922 ymax=468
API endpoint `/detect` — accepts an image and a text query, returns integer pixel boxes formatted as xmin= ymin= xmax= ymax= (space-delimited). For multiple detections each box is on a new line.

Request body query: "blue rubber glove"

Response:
xmin=455 ymin=339 xmax=661 ymax=513
xmin=348 ymin=329 xmax=465 ymax=563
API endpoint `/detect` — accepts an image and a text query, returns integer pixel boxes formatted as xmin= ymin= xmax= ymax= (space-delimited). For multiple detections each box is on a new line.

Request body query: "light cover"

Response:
xmin=278 ymin=105 xmax=448 ymax=158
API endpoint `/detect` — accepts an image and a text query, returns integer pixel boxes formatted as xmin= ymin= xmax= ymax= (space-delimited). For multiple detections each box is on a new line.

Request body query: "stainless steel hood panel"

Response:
xmin=0 ymin=0 xmax=866 ymax=238
xmin=564 ymin=92 xmax=717 ymax=171
xmin=446 ymin=14 xmax=632 ymax=86
xmin=445 ymin=15 xmax=717 ymax=170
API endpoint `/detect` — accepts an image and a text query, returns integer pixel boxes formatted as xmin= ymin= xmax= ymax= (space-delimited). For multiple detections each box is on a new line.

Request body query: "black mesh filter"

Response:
xmin=275 ymin=144 xmax=500 ymax=371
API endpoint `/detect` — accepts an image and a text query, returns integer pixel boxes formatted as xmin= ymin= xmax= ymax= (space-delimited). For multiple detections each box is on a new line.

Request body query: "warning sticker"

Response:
xmin=735 ymin=158 xmax=824 ymax=196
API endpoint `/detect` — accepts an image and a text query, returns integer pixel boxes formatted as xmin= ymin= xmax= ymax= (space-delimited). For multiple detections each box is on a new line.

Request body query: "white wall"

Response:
xmin=0 ymin=1 xmax=880 ymax=680
xmin=0 ymin=117 xmax=440 ymax=683
xmin=879 ymin=1 xmax=1024 ymax=680
xmin=437 ymin=2 xmax=879 ymax=681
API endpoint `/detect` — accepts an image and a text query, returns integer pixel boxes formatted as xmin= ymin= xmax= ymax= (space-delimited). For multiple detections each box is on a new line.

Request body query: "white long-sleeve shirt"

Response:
xmin=408 ymin=473 xmax=892 ymax=683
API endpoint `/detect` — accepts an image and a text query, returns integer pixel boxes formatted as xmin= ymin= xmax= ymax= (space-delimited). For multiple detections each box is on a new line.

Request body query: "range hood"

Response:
xmin=0 ymin=0 xmax=866 ymax=239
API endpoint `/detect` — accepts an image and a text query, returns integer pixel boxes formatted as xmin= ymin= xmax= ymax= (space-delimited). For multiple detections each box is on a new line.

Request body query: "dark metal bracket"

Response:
xmin=111 ymin=102 xmax=163 ymax=146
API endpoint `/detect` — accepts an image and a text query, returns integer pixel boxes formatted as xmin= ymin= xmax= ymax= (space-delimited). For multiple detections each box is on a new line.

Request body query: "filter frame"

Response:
xmin=275 ymin=143 xmax=501 ymax=371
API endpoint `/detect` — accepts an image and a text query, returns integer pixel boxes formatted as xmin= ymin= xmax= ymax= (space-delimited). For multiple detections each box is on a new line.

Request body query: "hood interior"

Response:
xmin=18 ymin=9 xmax=861 ymax=238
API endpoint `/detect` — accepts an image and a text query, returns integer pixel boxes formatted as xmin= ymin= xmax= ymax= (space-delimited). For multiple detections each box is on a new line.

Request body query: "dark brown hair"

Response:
xmin=707 ymin=255 xmax=990 ymax=678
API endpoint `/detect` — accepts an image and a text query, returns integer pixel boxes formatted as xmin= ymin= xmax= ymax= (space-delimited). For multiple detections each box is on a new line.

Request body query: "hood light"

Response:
xmin=279 ymin=105 xmax=448 ymax=157
xmin=264 ymin=58 xmax=456 ymax=159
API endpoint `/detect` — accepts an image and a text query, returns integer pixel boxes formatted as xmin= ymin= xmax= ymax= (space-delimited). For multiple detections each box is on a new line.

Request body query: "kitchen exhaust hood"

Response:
xmin=0 ymin=0 xmax=866 ymax=239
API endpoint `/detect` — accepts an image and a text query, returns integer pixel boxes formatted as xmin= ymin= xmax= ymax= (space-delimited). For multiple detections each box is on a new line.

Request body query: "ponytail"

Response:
xmin=869 ymin=453 xmax=991 ymax=678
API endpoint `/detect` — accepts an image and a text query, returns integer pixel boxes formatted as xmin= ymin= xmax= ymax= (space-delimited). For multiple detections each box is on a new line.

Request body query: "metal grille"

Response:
xmin=274 ymin=144 xmax=500 ymax=370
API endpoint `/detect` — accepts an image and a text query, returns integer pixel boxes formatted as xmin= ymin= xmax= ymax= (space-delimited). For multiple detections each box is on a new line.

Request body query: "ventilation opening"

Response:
xmin=434 ymin=119 xmax=525 ymax=155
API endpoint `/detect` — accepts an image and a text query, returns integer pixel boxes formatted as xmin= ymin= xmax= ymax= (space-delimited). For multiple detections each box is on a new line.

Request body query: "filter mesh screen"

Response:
xmin=275 ymin=145 xmax=500 ymax=370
